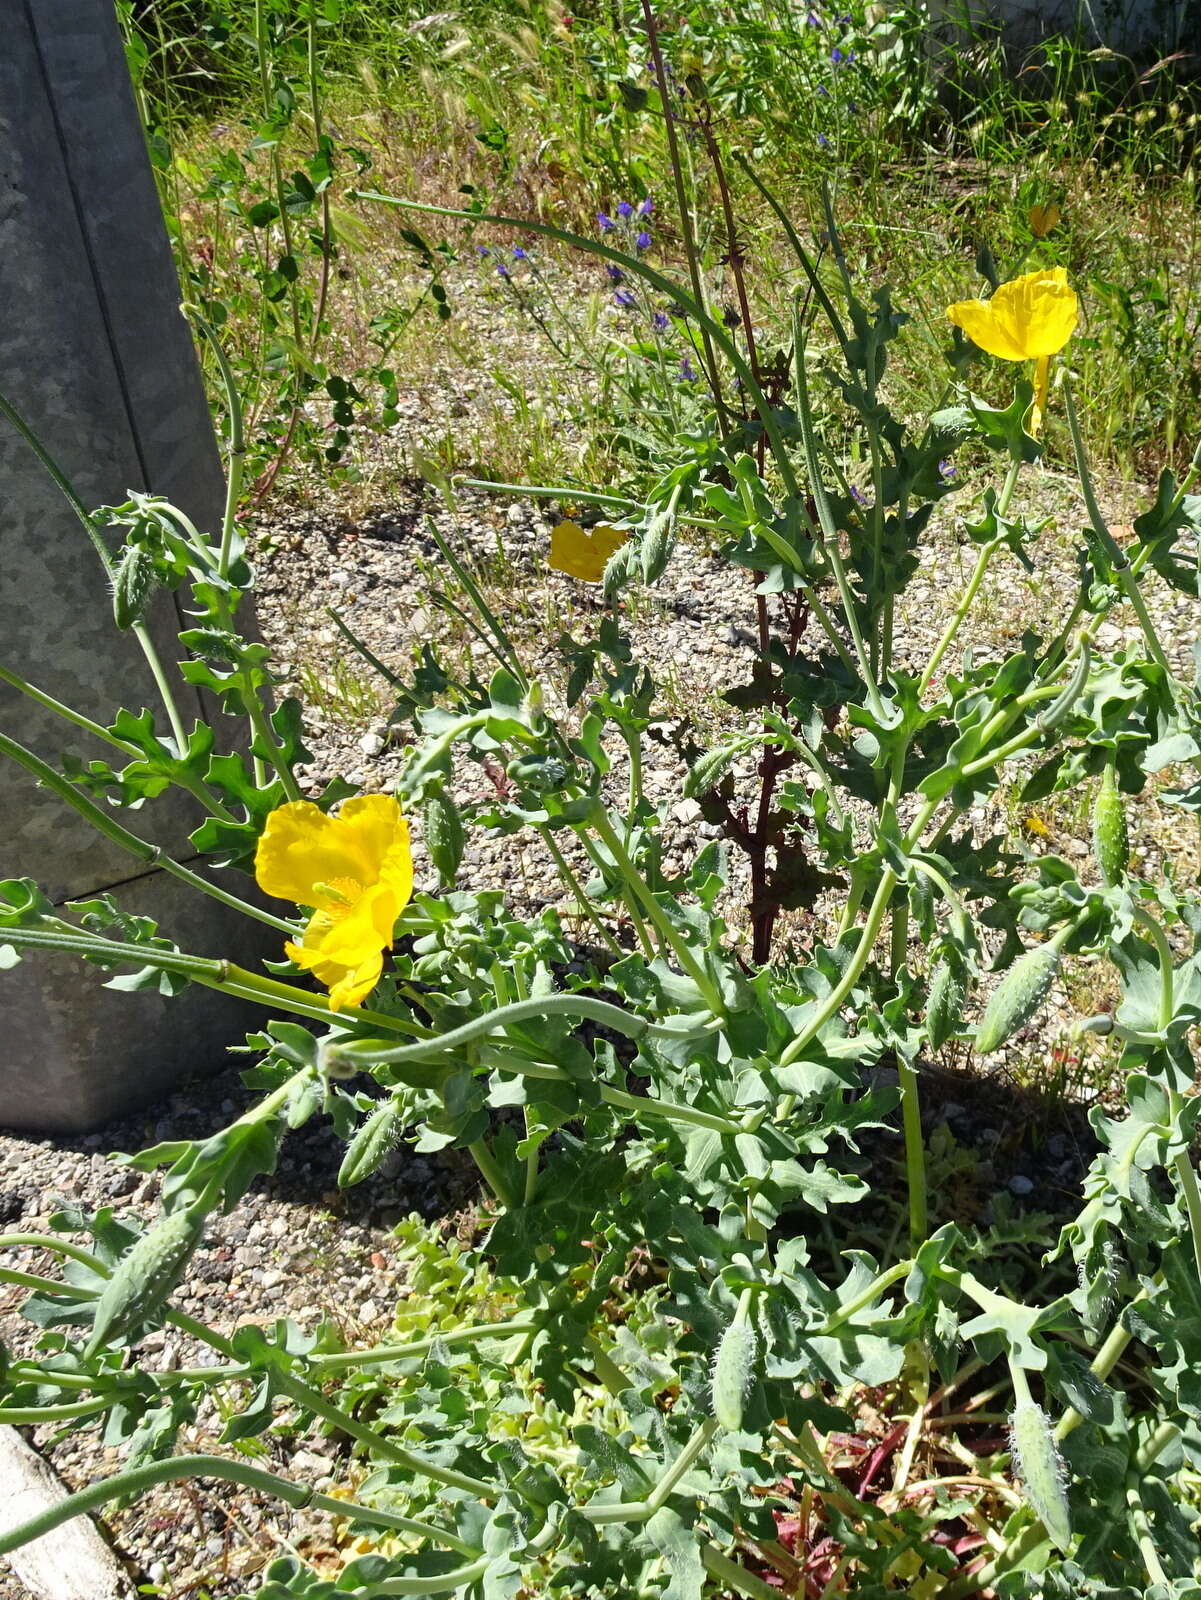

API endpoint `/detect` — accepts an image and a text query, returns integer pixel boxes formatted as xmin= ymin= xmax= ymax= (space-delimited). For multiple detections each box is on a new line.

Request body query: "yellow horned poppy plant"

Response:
xmin=946 ymin=266 xmax=1078 ymax=432
xmin=254 ymin=794 xmax=413 ymax=1010
xmin=549 ymin=519 xmax=628 ymax=583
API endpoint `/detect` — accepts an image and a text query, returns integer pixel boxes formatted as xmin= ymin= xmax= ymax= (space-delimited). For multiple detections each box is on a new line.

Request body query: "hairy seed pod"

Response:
xmin=926 ymin=955 xmax=968 ymax=1050
xmin=639 ymin=518 xmax=674 ymax=584
xmin=684 ymin=743 xmax=743 ymax=800
xmin=112 ymin=545 xmax=155 ymax=630
xmin=1011 ymin=1400 xmax=1072 ymax=1550
xmin=1092 ymin=764 xmax=1128 ymax=887
xmin=86 ymin=1207 xmax=204 ymax=1355
xmin=975 ymin=929 xmax=1068 ymax=1055
xmin=338 ymin=1095 xmax=407 ymax=1188
xmin=423 ymin=790 xmax=464 ymax=885
xmin=711 ymin=1317 xmax=757 ymax=1432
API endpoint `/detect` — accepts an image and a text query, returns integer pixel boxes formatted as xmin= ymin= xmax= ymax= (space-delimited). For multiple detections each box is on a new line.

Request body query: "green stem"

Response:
xmin=1064 ymin=380 xmax=1173 ymax=677
xmin=779 ymin=865 xmax=898 ymax=1067
xmin=0 ymin=1454 xmax=479 ymax=1561
xmin=538 ymin=828 xmax=624 ymax=960
xmin=582 ymin=1418 xmax=719 ymax=1526
xmin=468 ymin=1135 xmax=517 ymax=1210
xmin=0 ymin=926 xmax=427 ymax=1037
xmin=188 ymin=308 xmax=246 ymax=581
xmin=0 ymin=729 xmax=295 ymax=933
xmin=920 ymin=536 xmax=1004 ymax=694
xmin=898 ymin=1055 xmax=928 ymax=1249
xmin=701 ymin=1544 xmax=785 ymax=1600
xmin=307 ymin=1317 xmax=538 ymax=1373
xmin=589 ymin=807 xmax=724 ymax=1012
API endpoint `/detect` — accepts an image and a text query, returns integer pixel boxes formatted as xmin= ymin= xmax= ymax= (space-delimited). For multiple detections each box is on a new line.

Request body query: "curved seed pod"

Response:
xmin=424 ymin=790 xmax=464 ymax=886
xmin=1011 ymin=1400 xmax=1072 ymax=1550
xmin=338 ymin=1095 xmax=408 ymax=1188
xmin=975 ymin=928 xmax=1069 ymax=1055
xmin=1092 ymin=764 xmax=1128 ymax=887
xmin=711 ymin=1316 xmax=757 ymax=1432
xmin=85 ymin=1206 xmax=205 ymax=1355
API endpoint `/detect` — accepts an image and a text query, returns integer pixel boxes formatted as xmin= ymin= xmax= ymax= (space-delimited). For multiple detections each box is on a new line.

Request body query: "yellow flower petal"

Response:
xmin=258 ymin=794 xmax=413 ymax=1011
xmin=549 ymin=520 xmax=629 ymax=583
xmin=255 ymin=800 xmax=369 ymax=906
xmin=946 ymin=267 xmax=1078 ymax=361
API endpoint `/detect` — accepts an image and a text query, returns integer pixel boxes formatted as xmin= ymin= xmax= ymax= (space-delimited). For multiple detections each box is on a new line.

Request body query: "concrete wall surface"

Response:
xmin=927 ymin=0 xmax=1196 ymax=54
xmin=0 ymin=0 xmax=272 ymax=1132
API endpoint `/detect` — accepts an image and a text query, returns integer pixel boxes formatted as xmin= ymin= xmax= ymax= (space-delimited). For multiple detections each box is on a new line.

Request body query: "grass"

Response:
xmin=121 ymin=0 xmax=1201 ymax=506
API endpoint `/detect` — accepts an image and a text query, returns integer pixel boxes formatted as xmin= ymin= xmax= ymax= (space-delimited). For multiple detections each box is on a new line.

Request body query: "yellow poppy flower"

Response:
xmin=549 ymin=520 xmax=629 ymax=583
xmin=946 ymin=267 xmax=1078 ymax=433
xmin=254 ymin=794 xmax=413 ymax=1011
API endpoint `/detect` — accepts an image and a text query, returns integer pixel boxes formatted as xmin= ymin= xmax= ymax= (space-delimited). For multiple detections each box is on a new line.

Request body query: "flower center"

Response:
xmin=311 ymin=876 xmax=363 ymax=919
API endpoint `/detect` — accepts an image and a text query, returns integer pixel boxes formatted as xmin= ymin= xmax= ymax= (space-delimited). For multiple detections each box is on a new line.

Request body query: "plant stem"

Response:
xmin=0 ymin=730 xmax=295 ymax=933
xmin=589 ymin=807 xmax=724 ymax=1011
xmin=920 ymin=536 xmax=1004 ymax=694
xmin=538 ymin=828 xmax=624 ymax=959
xmin=639 ymin=0 xmax=729 ymax=436
xmin=0 ymin=1454 xmax=479 ymax=1561
xmin=468 ymin=1135 xmax=516 ymax=1210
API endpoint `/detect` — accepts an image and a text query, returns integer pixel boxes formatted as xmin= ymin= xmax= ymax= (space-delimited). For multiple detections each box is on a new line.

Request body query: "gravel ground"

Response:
xmin=3 ymin=259 xmax=1196 ymax=1595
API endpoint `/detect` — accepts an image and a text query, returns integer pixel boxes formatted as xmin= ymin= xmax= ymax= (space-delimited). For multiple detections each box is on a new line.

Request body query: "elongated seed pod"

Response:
xmin=975 ymin=928 xmax=1069 ymax=1055
xmin=926 ymin=955 xmax=968 ymax=1050
xmin=338 ymin=1096 xmax=407 ymax=1188
xmin=1011 ymin=1400 xmax=1072 ymax=1550
xmin=684 ymin=743 xmax=743 ymax=800
xmin=1092 ymin=764 xmax=1128 ymax=887
xmin=423 ymin=790 xmax=464 ymax=885
xmin=85 ymin=1207 xmax=204 ymax=1355
xmin=711 ymin=1317 xmax=757 ymax=1432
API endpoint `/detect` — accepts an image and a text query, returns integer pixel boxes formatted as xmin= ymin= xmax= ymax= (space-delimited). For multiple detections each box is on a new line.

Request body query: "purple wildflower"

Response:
xmin=680 ymin=356 xmax=698 ymax=382
xmin=635 ymin=230 xmax=652 ymax=251
xmin=475 ymin=245 xmax=490 ymax=257
xmin=831 ymin=46 xmax=845 ymax=64
xmin=597 ymin=212 xmax=616 ymax=232
xmin=617 ymin=199 xmax=634 ymax=217
xmin=817 ymin=83 xmax=830 ymax=96
xmin=638 ymin=195 xmax=654 ymax=216
xmin=939 ymin=458 xmax=957 ymax=481
xmin=606 ymin=264 xmax=625 ymax=282
xmin=722 ymin=306 xmax=741 ymax=328
xmin=512 ymin=245 xmax=528 ymax=260
xmin=496 ymin=263 xmax=511 ymax=279
xmin=817 ymin=133 xmax=829 ymax=148
xmin=850 ymin=484 xmax=867 ymax=505
xmin=652 ymin=310 xmax=670 ymax=332
xmin=806 ymin=9 xmax=820 ymax=23
xmin=613 ymin=289 xmax=637 ymax=308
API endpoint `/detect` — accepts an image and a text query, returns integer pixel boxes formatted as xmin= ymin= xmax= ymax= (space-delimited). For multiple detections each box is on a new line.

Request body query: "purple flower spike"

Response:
xmin=638 ymin=196 xmax=654 ymax=216
xmin=617 ymin=199 xmax=634 ymax=218
xmin=597 ymin=212 xmax=615 ymax=232
xmin=635 ymin=230 xmax=652 ymax=251
xmin=652 ymin=310 xmax=670 ymax=332
xmin=614 ymin=289 xmax=637 ymax=308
